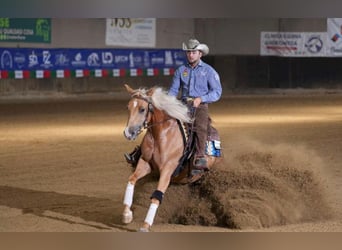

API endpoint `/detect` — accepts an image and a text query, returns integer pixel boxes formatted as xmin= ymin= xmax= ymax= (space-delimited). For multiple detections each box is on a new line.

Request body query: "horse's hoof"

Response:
xmin=122 ymin=210 xmax=133 ymax=224
xmin=188 ymin=170 xmax=205 ymax=183
xmin=138 ymin=227 xmax=149 ymax=232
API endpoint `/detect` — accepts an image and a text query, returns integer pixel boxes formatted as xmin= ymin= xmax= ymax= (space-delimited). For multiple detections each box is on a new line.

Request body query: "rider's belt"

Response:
xmin=182 ymin=97 xmax=207 ymax=106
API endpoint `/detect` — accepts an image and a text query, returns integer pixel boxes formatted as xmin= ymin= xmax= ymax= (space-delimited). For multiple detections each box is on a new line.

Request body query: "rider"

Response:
xmin=124 ymin=38 xmax=222 ymax=171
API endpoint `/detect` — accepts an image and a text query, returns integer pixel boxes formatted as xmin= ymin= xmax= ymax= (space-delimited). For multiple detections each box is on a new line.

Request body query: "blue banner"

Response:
xmin=0 ymin=48 xmax=187 ymax=70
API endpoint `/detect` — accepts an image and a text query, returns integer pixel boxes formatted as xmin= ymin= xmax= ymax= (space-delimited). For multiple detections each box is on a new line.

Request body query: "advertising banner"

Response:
xmin=327 ymin=18 xmax=342 ymax=56
xmin=105 ymin=18 xmax=156 ymax=47
xmin=260 ymin=32 xmax=327 ymax=57
xmin=0 ymin=18 xmax=51 ymax=43
xmin=0 ymin=48 xmax=186 ymax=79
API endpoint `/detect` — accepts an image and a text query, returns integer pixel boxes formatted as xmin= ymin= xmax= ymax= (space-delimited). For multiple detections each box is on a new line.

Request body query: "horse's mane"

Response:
xmin=151 ymin=87 xmax=192 ymax=123
xmin=132 ymin=87 xmax=192 ymax=123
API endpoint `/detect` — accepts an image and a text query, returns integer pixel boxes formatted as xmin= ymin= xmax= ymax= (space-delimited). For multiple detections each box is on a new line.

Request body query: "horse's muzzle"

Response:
xmin=123 ymin=126 xmax=141 ymax=140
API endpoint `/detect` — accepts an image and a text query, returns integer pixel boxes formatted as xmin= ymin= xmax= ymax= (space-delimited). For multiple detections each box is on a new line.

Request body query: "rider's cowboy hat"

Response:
xmin=182 ymin=39 xmax=209 ymax=56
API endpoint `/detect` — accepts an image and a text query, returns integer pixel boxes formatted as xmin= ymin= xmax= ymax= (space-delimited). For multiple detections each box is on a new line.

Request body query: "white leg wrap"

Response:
xmin=144 ymin=203 xmax=159 ymax=226
xmin=123 ymin=182 xmax=134 ymax=207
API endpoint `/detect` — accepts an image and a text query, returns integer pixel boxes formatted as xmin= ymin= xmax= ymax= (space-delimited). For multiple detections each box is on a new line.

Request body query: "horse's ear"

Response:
xmin=146 ymin=86 xmax=156 ymax=96
xmin=124 ymin=84 xmax=134 ymax=94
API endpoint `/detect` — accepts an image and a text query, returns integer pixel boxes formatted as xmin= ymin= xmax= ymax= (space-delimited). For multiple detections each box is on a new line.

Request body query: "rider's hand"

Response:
xmin=193 ymin=97 xmax=202 ymax=108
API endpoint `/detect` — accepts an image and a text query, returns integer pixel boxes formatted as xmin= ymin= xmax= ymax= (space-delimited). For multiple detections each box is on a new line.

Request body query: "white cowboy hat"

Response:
xmin=182 ymin=39 xmax=209 ymax=56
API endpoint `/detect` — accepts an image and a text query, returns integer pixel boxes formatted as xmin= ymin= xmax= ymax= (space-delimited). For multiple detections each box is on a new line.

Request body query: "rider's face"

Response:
xmin=186 ymin=50 xmax=202 ymax=66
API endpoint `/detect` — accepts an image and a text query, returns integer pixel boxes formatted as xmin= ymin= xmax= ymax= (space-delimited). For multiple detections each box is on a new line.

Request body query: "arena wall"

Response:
xmin=1 ymin=18 xmax=340 ymax=97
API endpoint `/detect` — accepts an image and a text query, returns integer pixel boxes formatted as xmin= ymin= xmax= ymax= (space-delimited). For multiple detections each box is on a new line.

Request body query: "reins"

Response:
xmin=130 ymin=94 xmax=172 ymax=131
xmin=183 ymin=104 xmax=197 ymax=156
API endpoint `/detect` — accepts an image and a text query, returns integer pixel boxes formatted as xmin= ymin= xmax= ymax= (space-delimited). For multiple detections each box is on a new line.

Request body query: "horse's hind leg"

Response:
xmin=122 ymin=159 xmax=151 ymax=224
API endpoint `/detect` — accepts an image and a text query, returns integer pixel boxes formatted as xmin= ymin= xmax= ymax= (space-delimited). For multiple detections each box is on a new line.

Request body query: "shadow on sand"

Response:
xmin=0 ymin=185 xmax=133 ymax=231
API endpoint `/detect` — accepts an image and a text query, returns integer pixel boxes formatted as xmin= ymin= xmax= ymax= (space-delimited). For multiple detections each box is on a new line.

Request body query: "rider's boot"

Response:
xmin=193 ymin=156 xmax=209 ymax=171
xmin=124 ymin=145 xmax=141 ymax=167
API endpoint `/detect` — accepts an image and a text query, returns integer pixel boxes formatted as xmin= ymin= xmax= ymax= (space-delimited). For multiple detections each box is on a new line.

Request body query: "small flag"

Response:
xmin=146 ymin=68 xmax=159 ymax=76
xmin=163 ymin=68 xmax=172 ymax=76
xmin=56 ymin=69 xmax=71 ymax=78
xmin=95 ymin=69 xmax=109 ymax=77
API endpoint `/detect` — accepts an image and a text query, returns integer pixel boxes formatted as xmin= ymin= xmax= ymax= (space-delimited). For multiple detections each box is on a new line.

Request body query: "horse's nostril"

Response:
xmin=123 ymin=126 xmax=141 ymax=141
xmin=129 ymin=125 xmax=141 ymax=135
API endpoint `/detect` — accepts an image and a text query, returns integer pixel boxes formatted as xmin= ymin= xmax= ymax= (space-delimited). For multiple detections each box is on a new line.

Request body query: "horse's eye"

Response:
xmin=139 ymin=107 xmax=146 ymax=113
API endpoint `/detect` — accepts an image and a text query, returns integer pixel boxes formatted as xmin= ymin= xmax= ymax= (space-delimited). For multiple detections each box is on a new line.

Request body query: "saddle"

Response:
xmin=171 ymin=119 xmax=222 ymax=180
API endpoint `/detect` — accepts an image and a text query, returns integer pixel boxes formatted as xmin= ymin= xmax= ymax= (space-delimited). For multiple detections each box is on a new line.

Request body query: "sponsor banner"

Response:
xmin=0 ymin=18 xmax=51 ymax=43
xmin=0 ymin=48 xmax=186 ymax=71
xmin=260 ymin=32 xmax=327 ymax=57
xmin=327 ymin=18 xmax=342 ymax=56
xmin=106 ymin=18 xmax=156 ymax=47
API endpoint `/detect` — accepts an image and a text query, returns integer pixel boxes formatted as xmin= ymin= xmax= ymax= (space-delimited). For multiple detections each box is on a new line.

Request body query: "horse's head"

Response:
xmin=123 ymin=84 xmax=154 ymax=140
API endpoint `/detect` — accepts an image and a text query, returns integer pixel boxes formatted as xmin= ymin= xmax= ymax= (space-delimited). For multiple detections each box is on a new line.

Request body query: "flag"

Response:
xmin=146 ymin=68 xmax=159 ymax=76
xmin=113 ymin=69 xmax=127 ymax=77
xmin=56 ymin=69 xmax=71 ymax=78
xmin=163 ymin=68 xmax=175 ymax=76
xmin=129 ymin=68 xmax=143 ymax=77
xmin=94 ymin=69 xmax=109 ymax=77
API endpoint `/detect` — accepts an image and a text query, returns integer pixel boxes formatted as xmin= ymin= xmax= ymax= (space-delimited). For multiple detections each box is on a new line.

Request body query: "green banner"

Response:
xmin=0 ymin=18 xmax=51 ymax=43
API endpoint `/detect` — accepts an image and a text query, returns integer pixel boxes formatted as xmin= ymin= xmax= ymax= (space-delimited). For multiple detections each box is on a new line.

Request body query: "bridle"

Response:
xmin=130 ymin=94 xmax=154 ymax=130
xmin=130 ymin=94 xmax=172 ymax=133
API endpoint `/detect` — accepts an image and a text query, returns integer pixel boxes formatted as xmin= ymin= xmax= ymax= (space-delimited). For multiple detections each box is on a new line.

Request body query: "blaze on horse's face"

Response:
xmin=124 ymin=97 xmax=149 ymax=140
xmin=123 ymin=84 xmax=155 ymax=140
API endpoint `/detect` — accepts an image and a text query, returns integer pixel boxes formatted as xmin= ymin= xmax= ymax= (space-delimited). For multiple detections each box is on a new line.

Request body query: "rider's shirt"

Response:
xmin=168 ymin=60 xmax=222 ymax=103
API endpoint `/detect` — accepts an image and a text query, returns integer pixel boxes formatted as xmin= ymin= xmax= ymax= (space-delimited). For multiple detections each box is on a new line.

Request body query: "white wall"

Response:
xmin=0 ymin=18 xmax=195 ymax=49
xmin=0 ymin=18 xmax=326 ymax=55
xmin=195 ymin=18 xmax=326 ymax=55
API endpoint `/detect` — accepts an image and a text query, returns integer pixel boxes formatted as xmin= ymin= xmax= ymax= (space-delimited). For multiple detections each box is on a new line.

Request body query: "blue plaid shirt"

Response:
xmin=168 ymin=60 xmax=222 ymax=103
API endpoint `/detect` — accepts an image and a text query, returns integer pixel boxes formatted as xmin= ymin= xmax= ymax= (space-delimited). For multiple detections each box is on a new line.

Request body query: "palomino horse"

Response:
xmin=122 ymin=84 xmax=222 ymax=232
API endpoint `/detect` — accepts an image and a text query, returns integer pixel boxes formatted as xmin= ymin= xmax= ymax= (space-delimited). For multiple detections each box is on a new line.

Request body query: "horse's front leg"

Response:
xmin=122 ymin=159 xmax=151 ymax=224
xmin=139 ymin=167 xmax=175 ymax=232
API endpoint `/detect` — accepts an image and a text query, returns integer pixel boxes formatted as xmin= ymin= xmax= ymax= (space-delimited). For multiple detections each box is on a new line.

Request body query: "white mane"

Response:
xmin=151 ymin=87 xmax=192 ymax=123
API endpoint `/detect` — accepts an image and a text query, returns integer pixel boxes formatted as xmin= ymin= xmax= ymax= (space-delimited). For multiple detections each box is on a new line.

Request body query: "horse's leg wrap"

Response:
xmin=123 ymin=182 xmax=134 ymax=207
xmin=150 ymin=190 xmax=164 ymax=204
xmin=144 ymin=203 xmax=159 ymax=226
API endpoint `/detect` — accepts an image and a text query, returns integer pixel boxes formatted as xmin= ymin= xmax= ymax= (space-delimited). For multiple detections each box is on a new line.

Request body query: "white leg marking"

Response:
xmin=144 ymin=203 xmax=159 ymax=227
xmin=123 ymin=182 xmax=134 ymax=207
